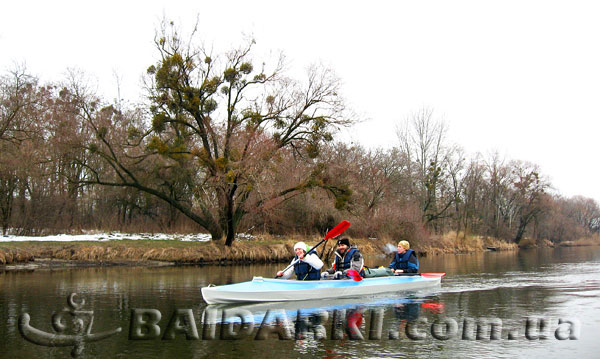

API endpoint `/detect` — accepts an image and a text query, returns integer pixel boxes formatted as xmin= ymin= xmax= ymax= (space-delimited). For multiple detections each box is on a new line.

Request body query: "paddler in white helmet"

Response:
xmin=276 ymin=242 xmax=324 ymax=280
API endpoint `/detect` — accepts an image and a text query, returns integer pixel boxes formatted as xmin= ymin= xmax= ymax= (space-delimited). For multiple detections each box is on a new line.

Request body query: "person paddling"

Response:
xmin=276 ymin=242 xmax=324 ymax=280
xmin=389 ymin=240 xmax=419 ymax=274
xmin=322 ymin=238 xmax=365 ymax=279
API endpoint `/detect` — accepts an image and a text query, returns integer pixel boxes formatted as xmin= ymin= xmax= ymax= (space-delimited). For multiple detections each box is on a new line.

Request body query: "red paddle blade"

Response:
xmin=323 ymin=220 xmax=351 ymax=241
xmin=420 ymin=272 xmax=446 ymax=278
xmin=346 ymin=269 xmax=362 ymax=281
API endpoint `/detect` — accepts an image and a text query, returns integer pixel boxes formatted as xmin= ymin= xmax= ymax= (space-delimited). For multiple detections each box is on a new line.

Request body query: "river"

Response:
xmin=1 ymin=246 xmax=599 ymax=358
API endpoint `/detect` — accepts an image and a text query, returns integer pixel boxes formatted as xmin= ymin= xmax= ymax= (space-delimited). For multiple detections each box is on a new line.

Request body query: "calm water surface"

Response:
xmin=1 ymin=246 xmax=599 ymax=358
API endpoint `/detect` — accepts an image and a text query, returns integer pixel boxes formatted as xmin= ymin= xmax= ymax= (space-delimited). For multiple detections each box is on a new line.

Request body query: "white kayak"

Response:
xmin=201 ymin=273 xmax=445 ymax=305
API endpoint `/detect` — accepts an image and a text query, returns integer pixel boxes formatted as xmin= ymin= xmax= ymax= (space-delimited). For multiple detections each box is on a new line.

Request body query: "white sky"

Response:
xmin=1 ymin=0 xmax=599 ymax=202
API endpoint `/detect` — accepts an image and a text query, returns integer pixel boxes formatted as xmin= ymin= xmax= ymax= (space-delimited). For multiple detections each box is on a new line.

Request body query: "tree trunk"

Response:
xmin=224 ymin=196 xmax=236 ymax=246
xmin=225 ymin=227 xmax=235 ymax=246
xmin=514 ymin=215 xmax=530 ymax=244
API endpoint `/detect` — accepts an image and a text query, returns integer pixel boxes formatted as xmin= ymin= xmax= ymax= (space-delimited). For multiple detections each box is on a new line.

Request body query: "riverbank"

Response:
xmin=0 ymin=233 xmax=502 ymax=269
xmin=0 ymin=236 xmax=386 ymax=268
xmin=420 ymin=232 xmax=519 ymax=255
xmin=2 ymin=232 xmax=598 ymax=270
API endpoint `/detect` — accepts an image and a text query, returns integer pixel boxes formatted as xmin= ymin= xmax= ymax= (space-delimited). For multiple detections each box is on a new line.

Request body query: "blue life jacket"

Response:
xmin=334 ymin=247 xmax=365 ymax=277
xmin=389 ymin=249 xmax=419 ymax=272
xmin=294 ymin=254 xmax=320 ymax=280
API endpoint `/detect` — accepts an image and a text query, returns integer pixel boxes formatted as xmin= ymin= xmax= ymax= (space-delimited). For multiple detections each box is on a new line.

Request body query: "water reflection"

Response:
xmin=0 ymin=246 xmax=599 ymax=358
xmin=395 ymin=300 xmax=423 ymax=320
xmin=208 ymin=291 xmax=437 ymax=325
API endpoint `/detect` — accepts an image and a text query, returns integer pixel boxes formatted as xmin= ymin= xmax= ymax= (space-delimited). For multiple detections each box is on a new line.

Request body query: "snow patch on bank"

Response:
xmin=0 ymin=232 xmax=215 ymax=242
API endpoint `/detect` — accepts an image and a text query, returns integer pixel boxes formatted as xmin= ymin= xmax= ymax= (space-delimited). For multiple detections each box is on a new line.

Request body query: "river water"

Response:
xmin=1 ymin=246 xmax=599 ymax=358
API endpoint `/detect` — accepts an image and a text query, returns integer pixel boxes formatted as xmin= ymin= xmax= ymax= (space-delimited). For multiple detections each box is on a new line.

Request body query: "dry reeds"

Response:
xmin=559 ymin=234 xmax=600 ymax=247
xmin=0 ymin=230 xmax=526 ymax=268
xmin=0 ymin=248 xmax=35 ymax=264
xmin=418 ymin=231 xmax=518 ymax=255
xmin=484 ymin=237 xmax=519 ymax=251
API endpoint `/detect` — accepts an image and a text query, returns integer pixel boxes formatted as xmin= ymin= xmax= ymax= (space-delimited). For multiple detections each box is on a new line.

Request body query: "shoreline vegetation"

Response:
xmin=2 ymin=233 xmax=599 ymax=271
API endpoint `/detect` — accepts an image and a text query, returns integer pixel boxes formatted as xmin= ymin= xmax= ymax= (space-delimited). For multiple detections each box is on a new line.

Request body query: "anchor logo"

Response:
xmin=18 ymin=293 xmax=122 ymax=357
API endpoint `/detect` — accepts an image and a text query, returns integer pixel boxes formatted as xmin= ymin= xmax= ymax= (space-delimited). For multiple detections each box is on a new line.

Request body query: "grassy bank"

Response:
xmin=558 ymin=234 xmax=600 ymax=247
xmin=0 ymin=232 xmax=529 ymax=268
xmin=515 ymin=233 xmax=600 ymax=248
xmin=0 ymin=247 xmax=35 ymax=265
xmin=0 ymin=236 xmax=391 ymax=267
xmin=419 ymin=232 xmax=519 ymax=255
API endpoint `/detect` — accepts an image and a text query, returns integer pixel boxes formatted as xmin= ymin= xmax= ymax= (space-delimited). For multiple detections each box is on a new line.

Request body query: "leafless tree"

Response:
xmin=396 ymin=108 xmax=456 ymax=230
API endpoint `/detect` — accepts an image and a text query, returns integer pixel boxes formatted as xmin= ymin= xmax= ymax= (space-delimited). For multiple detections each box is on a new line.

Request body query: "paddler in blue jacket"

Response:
xmin=322 ymin=238 xmax=365 ymax=279
xmin=389 ymin=240 xmax=419 ymax=273
xmin=276 ymin=242 xmax=324 ymax=280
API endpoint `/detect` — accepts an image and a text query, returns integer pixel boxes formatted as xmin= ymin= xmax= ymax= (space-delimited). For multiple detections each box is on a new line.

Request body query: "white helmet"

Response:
xmin=294 ymin=242 xmax=307 ymax=252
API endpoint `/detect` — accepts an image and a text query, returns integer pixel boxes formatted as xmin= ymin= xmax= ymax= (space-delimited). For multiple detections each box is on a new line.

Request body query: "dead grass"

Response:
xmin=7 ymin=229 xmax=598 ymax=267
xmin=517 ymin=236 xmax=538 ymax=248
xmin=0 ymin=235 xmax=395 ymax=266
xmin=484 ymin=237 xmax=519 ymax=251
xmin=559 ymin=234 xmax=600 ymax=247
xmin=418 ymin=231 xmax=518 ymax=255
xmin=0 ymin=230 xmax=526 ymax=267
xmin=0 ymin=247 xmax=35 ymax=264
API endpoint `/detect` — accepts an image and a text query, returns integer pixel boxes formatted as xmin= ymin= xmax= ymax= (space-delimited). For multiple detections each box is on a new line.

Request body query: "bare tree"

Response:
xmin=396 ymin=108 xmax=455 ymax=230
xmin=0 ymin=68 xmax=41 ymax=234
xmin=562 ymin=195 xmax=600 ymax=234
xmin=510 ymin=161 xmax=550 ymax=244
xmin=452 ymin=152 xmax=484 ymax=236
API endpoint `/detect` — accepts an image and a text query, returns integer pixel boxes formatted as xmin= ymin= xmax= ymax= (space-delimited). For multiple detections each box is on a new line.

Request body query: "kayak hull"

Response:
xmin=201 ymin=275 xmax=442 ymax=304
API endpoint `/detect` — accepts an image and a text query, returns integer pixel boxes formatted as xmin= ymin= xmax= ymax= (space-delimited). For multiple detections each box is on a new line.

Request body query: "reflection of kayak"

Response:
xmin=201 ymin=273 xmax=444 ymax=304
xmin=202 ymin=290 xmax=443 ymax=333
xmin=206 ymin=291 xmax=438 ymax=324
xmin=210 ymin=292 xmax=427 ymax=312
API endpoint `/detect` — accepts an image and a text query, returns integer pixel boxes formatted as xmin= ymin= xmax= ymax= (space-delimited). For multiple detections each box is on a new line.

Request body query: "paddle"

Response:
xmin=275 ymin=220 xmax=351 ymax=278
xmin=346 ymin=269 xmax=362 ymax=281
xmin=392 ymin=272 xmax=447 ymax=277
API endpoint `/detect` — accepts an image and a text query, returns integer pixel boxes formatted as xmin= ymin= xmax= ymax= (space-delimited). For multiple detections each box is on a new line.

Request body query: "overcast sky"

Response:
xmin=2 ymin=0 xmax=599 ymax=202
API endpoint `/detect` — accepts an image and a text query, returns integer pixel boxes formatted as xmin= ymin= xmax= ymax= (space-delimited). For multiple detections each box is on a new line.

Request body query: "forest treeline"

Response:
xmin=1 ymin=23 xmax=599 ymax=246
